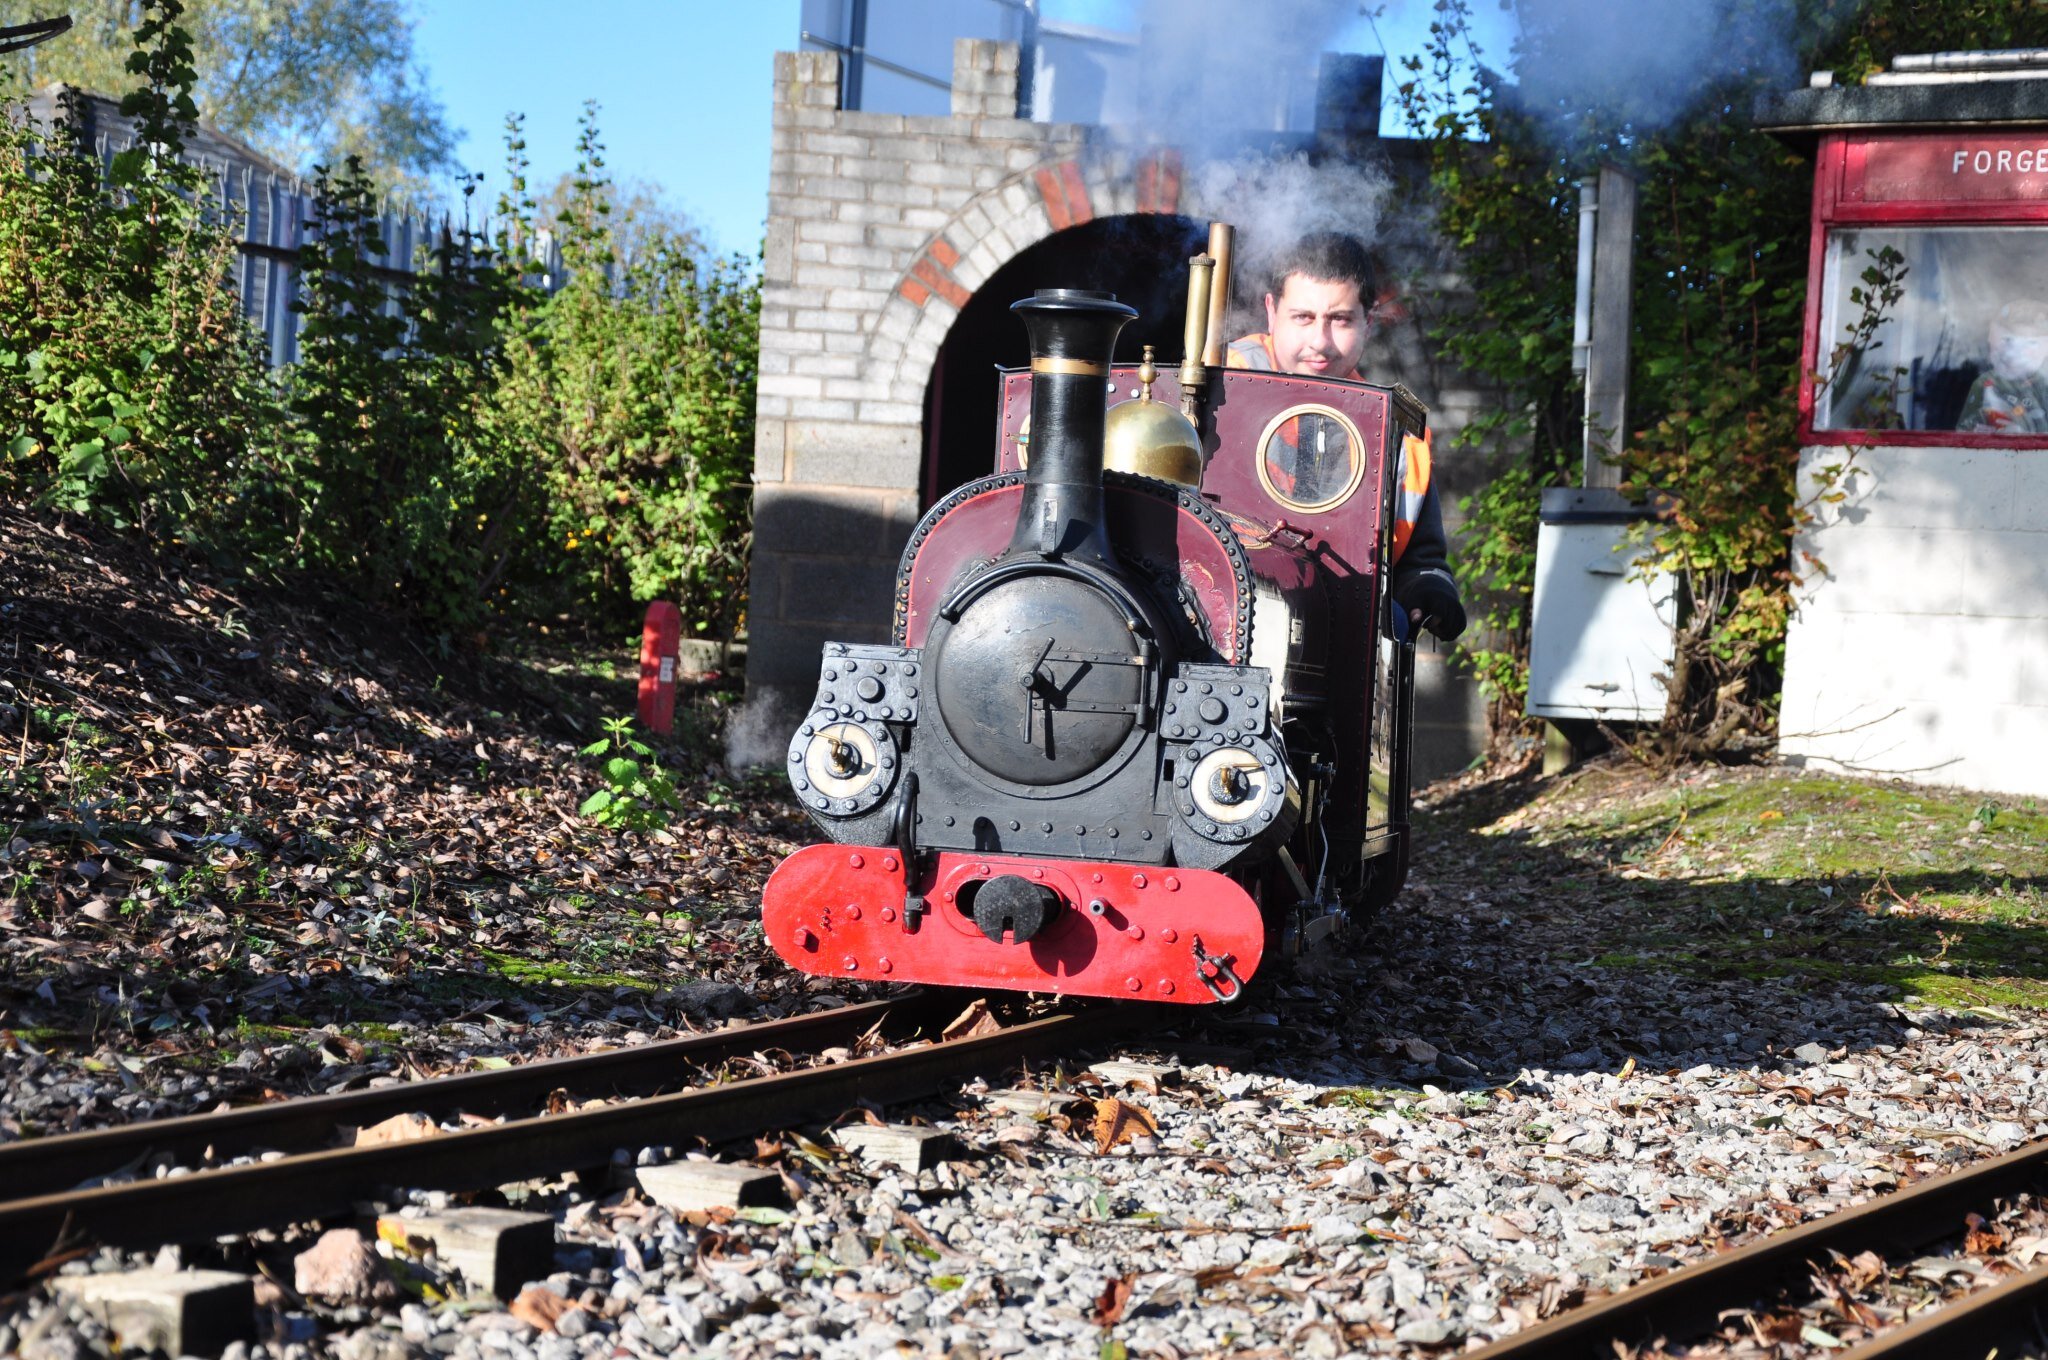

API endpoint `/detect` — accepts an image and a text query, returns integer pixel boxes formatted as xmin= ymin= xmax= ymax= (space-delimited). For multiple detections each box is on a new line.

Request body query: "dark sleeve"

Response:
xmin=1391 ymin=482 xmax=1454 ymax=598
xmin=1389 ymin=483 xmax=1466 ymax=641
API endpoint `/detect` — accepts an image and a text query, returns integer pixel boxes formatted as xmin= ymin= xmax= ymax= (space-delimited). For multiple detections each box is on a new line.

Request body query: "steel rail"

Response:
xmin=1461 ymin=1136 xmax=2048 ymax=1360
xmin=0 ymin=993 xmax=940 ymax=1198
xmin=0 ymin=1002 xmax=1153 ymax=1285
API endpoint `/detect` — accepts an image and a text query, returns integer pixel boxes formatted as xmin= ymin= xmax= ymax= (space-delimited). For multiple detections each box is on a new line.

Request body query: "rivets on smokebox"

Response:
xmin=1125 ymin=977 xmax=1143 ymax=993
xmin=1009 ymin=820 xmax=1021 ymax=832
xmin=1040 ymin=821 xmax=1053 ymax=833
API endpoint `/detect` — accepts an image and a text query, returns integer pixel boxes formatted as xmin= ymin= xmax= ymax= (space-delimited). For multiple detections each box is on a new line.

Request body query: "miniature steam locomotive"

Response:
xmin=762 ymin=232 xmax=1423 ymax=1005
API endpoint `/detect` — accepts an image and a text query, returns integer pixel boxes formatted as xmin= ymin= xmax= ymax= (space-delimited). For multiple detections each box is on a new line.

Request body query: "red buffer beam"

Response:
xmin=763 ymin=845 xmax=1263 ymax=1004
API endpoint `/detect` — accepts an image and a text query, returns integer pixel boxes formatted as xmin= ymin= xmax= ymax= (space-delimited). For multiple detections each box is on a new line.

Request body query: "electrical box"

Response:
xmin=1526 ymin=488 xmax=1675 ymax=723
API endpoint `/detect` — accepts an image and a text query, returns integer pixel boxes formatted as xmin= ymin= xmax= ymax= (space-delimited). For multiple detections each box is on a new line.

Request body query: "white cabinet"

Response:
xmin=1526 ymin=489 xmax=1676 ymax=723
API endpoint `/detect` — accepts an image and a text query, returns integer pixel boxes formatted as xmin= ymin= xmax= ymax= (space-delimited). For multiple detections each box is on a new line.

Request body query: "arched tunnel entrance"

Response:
xmin=919 ymin=214 xmax=1210 ymax=506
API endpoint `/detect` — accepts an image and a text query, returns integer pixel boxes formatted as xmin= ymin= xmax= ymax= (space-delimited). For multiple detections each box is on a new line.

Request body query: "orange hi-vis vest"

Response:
xmin=1225 ymin=333 xmax=1432 ymax=564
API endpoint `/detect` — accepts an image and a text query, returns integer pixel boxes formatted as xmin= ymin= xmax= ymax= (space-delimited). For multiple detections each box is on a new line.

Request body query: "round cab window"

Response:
xmin=1255 ymin=404 xmax=1364 ymax=513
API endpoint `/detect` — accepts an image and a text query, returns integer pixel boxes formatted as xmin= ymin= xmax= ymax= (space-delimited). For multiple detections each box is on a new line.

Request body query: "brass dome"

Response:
xmin=1103 ymin=347 xmax=1204 ymax=487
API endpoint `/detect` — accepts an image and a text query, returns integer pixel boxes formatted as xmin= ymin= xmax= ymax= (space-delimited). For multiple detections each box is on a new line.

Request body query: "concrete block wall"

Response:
xmin=741 ymin=42 xmax=1505 ymax=781
xmin=1780 ymin=444 xmax=2048 ymax=796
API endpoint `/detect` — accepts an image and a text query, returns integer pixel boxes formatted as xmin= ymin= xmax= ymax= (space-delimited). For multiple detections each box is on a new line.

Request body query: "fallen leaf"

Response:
xmin=1091 ymin=1274 xmax=1133 ymax=1326
xmin=508 ymin=1285 xmax=578 ymax=1333
xmin=1964 ymin=1213 xmax=2007 ymax=1255
xmin=942 ymin=998 xmax=1004 ymax=1042
xmin=352 ymin=1112 xmax=441 ymax=1147
xmin=1091 ymin=1097 xmax=1158 ymax=1154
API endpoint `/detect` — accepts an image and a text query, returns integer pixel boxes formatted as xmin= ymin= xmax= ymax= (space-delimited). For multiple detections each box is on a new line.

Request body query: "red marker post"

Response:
xmin=637 ymin=601 xmax=682 ymax=736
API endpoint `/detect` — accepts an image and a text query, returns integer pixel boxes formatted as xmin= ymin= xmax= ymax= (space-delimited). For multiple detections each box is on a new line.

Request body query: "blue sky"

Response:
xmin=410 ymin=2 xmax=1518 ymax=261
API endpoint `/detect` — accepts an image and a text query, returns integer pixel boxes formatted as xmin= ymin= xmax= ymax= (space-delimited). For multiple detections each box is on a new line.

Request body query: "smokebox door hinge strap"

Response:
xmin=891 ymin=771 xmax=930 ymax=934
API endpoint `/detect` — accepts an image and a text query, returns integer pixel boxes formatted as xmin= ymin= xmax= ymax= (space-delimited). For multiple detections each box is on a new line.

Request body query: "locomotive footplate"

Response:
xmin=762 ymin=845 xmax=1264 ymax=1004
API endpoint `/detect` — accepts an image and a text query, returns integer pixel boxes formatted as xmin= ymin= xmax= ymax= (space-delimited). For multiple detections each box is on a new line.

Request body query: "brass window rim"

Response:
xmin=1253 ymin=403 xmax=1366 ymax=514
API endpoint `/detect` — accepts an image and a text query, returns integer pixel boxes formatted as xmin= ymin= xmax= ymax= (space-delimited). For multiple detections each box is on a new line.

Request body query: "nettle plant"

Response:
xmin=579 ymin=716 xmax=683 ymax=832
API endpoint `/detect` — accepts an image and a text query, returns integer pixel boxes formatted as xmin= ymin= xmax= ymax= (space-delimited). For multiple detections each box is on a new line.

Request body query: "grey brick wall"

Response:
xmin=737 ymin=41 xmax=1506 ymax=782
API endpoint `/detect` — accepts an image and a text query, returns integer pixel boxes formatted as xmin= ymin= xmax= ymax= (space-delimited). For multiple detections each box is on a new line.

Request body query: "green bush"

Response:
xmin=0 ymin=0 xmax=286 ymax=540
xmin=0 ymin=4 xmax=759 ymax=646
xmin=498 ymin=104 xmax=759 ymax=639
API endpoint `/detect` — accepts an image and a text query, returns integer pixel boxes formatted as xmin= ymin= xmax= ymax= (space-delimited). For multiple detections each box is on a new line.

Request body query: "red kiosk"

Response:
xmin=1765 ymin=54 xmax=2048 ymax=796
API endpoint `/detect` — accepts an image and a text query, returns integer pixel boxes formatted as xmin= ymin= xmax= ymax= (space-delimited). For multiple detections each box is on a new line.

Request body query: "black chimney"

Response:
xmin=1008 ymin=289 xmax=1135 ymax=566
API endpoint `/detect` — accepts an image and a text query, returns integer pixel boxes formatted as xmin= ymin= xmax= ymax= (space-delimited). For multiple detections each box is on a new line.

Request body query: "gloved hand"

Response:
xmin=1393 ymin=573 xmax=1467 ymax=642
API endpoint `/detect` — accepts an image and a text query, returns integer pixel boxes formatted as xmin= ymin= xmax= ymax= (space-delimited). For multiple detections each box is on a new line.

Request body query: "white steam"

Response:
xmin=725 ymin=686 xmax=796 ymax=772
xmin=1509 ymin=0 xmax=1805 ymax=136
xmin=1125 ymin=0 xmax=1364 ymax=145
xmin=1189 ymin=153 xmax=1395 ymax=323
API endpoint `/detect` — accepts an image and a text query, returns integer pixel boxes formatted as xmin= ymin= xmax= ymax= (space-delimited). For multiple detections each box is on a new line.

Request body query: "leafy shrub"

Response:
xmin=1 ymin=5 xmax=759 ymax=648
xmin=498 ymin=104 xmax=759 ymax=639
xmin=579 ymin=716 xmax=682 ymax=831
xmin=0 ymin=0 xmax=286 ymax=539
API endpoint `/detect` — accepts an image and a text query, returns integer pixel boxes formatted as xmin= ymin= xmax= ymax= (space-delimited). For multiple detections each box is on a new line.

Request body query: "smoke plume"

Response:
xmin=1507 ymin=0 xmax=1806 ymax=138
xmin=1189 ymin=153 xmax=1394 ymax=322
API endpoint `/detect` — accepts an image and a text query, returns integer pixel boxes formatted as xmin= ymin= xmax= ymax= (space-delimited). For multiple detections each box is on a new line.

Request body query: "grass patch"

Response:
xmin=1451 ymin=766 xmax=2048 ymax=1012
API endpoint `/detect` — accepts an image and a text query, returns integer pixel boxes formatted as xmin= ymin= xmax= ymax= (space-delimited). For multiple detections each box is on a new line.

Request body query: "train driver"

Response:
xmin=1225 ymin=232 xmax=1466 ymax=642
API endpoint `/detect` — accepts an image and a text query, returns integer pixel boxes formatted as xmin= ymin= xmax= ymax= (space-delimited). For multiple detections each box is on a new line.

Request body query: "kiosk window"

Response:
xmin=1256 ymin=405 xmax=1365 ymax=512
xmin=1818 ymin=225 xmax=2048 ymax=435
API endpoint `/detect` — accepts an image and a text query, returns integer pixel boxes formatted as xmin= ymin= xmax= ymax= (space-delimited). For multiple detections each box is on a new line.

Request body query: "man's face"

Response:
xmin=1264 ymin=274 xmax=1369 ymax=378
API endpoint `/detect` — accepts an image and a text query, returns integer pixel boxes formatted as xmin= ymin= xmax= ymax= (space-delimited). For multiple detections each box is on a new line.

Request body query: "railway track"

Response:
xmin=0 ymin=990 xmax=1157 ymax=1286
xmin=1466 ymin=1132 xmax=2048 ymax=1360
